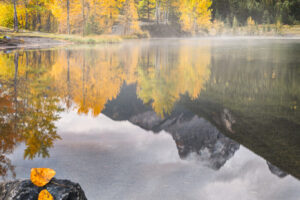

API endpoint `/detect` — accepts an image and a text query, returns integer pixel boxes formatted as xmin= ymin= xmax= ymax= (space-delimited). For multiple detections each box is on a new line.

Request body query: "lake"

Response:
xmin=0 ymin=38 xmax=300 ymax=200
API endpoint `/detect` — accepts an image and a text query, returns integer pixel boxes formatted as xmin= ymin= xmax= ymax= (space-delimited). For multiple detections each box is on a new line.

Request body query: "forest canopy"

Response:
xmin=0 ymin=0 xmax=299 ymax=35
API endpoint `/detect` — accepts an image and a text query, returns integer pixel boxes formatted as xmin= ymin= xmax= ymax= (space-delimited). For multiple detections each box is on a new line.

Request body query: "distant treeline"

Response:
xmin=212 ymin=0 xmax=300 ymax=26
xmin=0 ymin=0 xmax=299 ymax=35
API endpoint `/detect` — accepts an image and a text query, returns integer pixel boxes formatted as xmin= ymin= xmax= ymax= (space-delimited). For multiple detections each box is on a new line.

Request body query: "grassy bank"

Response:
xmin=0 ymin=27 xmax=123 ymax=44
xmin=208 ymin=24 xmax=300 ymax=37
xmin=48 ymin=34 xmax=123 ymax=44
xmin=13 ymin=32 xmax=123 ymax=44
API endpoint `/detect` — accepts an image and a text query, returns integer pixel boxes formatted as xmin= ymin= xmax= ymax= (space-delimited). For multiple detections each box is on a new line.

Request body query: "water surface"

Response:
xmin=0 ymin=38 xmax=300 ymax=199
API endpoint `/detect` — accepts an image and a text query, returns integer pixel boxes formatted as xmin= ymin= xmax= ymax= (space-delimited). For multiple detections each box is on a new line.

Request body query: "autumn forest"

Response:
xmin=0 ymin=0 xmax=299 ymax=36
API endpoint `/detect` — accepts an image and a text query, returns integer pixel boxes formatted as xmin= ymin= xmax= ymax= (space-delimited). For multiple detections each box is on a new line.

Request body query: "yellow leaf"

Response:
xmin=30 ymin=168 xmax=56 ymax=187
xmin=38 ymin=189 xmax=54 ymax=200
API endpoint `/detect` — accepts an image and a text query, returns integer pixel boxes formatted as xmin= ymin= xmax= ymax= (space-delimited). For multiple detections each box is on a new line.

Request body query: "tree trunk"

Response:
xmin=46 ymin=12 xmax=51 ymax=32
xmin=37 ymin=13 xmax=41 ymax=31
xmin=82 ymin=0 xmax=85 ymax=36
xmin=67 ymin=0 xmax=70 ymax=34
xmin=155 ymin=1 xmax=160 ymax=24
xmin=13 ymin=0 xmax=19 ymax=32
xmin=36 ymin=1 xmax=39 ymax=31
xmin=147 ymin=0 xmax=150 ymax=21
xmin=25 ymin=0 xmax=28 ymax=29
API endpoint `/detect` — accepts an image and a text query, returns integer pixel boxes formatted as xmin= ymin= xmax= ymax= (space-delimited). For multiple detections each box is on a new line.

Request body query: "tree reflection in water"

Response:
xmin=0 ymin=42 xmax=211 ymax=178
xmin=0 ymin=40 xmax=298 ymax=180
xmin=0 ymin=51 xmax=62 ymax=178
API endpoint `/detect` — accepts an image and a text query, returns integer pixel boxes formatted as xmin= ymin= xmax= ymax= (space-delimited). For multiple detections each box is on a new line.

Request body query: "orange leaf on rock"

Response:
xmin=30 ymin=168 xmax=56 ymax=187
xmin=38 ymin=189 xmax=54 ymax=200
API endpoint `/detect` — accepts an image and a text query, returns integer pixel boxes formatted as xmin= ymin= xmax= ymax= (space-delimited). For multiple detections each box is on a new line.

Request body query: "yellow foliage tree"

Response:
xmin=247 ymin=16 xmax=256 ymax=35
xmin=0 ymin=51 xmax=62 ymax=160
xmin=179 ymin=0 xmax=212 ymax=34
xmin=122 ymin=0 xmax=140 ymax=35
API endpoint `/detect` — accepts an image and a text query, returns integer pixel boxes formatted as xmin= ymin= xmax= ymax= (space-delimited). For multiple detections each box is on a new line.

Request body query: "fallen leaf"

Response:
xmin=30 ymin=168 xmax=56 ymax=187
xmin=38 ymin=189 xmax=54 ymax=200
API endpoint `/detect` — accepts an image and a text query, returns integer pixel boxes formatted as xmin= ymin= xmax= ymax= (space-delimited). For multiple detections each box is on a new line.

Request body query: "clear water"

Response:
xmin=0 ymin=38 xmax=300 ymax=200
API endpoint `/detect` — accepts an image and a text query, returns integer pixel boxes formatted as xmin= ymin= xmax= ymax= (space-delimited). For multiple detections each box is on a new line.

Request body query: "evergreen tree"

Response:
xmin=138 ymin=0 xmax=156 ymax=21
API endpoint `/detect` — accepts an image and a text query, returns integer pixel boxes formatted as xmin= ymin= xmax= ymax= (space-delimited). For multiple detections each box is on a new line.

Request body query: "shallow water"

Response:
xmin=0 ymin=38 xmax=300 ymax=199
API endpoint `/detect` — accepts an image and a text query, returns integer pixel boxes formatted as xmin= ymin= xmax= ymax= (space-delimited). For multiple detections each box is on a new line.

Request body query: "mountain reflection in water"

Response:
xmin=0 ymin=39 xmax=299 ymax=199
xmin=103 ymin=84 xmax=240 ymax=171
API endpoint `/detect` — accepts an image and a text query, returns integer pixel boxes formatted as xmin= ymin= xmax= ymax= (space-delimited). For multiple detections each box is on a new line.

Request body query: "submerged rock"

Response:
xmin=0 ymin=178 xmax=87 ymax=200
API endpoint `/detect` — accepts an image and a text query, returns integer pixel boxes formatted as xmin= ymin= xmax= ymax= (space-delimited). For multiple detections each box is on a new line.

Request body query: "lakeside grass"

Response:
xmin=52 ymin=34 xmax=123 ymax=44
xmin=0 ymin=27 xmax=123 ymax=44
xmin=281 ymin=25 xmax=300 ymax=36
xmin=16 ymin=33 xmax=123 ymax=44
xmin=208 ymin=24 xmax=300 ymax=36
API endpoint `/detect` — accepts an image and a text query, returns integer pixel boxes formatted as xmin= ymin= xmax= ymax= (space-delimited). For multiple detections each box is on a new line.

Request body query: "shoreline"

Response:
xmin=0 ymin=36 xmax=69 ymax=50
xmin=1 ymin=24 xmax=300 ymax=50
xmin=1 ymin=34 xmax=300 ymax=51
xmin=0 ymin=30 xmax=124 ymax=50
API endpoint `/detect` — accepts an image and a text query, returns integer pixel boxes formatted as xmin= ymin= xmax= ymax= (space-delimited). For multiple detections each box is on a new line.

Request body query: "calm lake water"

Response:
xmin=0 ymin=38 xmax=300 ymax=200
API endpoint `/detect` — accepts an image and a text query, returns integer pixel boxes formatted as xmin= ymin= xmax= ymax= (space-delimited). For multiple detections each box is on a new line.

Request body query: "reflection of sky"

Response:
xmin=8 ymin=111 xmax=300 ymax=200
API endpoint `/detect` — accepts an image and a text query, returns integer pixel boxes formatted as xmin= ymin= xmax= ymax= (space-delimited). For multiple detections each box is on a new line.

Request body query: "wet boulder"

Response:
xmin=0 ymin=178 xmax=87 ymax=200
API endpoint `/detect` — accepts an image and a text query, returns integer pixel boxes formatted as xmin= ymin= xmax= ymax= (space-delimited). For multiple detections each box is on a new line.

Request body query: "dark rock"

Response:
xmin=0 ymin=178 xmax=87 ymax=200
xmin=267 ymin=161 xmax=288 ymax=178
